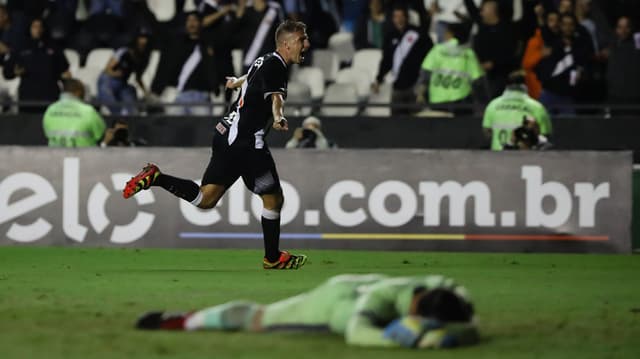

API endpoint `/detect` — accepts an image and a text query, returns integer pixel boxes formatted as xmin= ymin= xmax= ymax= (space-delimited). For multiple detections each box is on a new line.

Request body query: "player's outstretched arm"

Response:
xmin=225 ymin=75 xmax=247 ymax=89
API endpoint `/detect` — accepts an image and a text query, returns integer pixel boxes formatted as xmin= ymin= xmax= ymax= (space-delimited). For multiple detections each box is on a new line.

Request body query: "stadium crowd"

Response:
xmin=0 ymin=0 xmax=638 ymax=118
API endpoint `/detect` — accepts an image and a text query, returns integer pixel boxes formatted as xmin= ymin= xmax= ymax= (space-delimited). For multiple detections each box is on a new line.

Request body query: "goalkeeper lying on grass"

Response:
xmin=136 ymin=274 xmax=479 ymax=349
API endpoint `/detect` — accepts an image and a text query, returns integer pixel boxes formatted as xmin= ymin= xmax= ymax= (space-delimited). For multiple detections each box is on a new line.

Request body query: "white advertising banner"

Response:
xmin=0 ymin=147 xmax=632 ymax=253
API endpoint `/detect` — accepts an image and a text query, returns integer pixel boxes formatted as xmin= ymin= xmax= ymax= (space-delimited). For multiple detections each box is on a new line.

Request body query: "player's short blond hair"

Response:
xmin=275 ymin=20 xmax=306 ymax=45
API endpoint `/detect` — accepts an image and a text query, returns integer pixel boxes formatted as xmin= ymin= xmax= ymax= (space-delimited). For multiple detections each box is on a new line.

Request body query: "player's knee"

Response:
xmin=198 ymin=185 xmax=225 ymax=209
xmin=273 ymin=192 xmax=284 ymax=210
xmin=261 ymin=190 xmax=284 ymax=211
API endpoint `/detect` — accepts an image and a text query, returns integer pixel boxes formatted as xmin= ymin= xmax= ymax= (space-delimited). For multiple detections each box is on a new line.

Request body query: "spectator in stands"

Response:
xmin=73 ymin=0 xmax=129 ymax=63
xmin=47 ymin=0 xmax=79 ymax=47
xmin=598 ymin=0 xmax=640 ymax=31
xmin=463 ymin=0 xmax=519 ymax=100
xmin=425 ymin=0 xmax=467 ymax=43
xmin=415 ymin=21 xmax=484 ymax=115
xmin=572 ymin=0 xmax=607 ymax=106
xmin=122 ymin=0 xmax=157 ymax=38
xmin=605 ymin=16 xmax=640 ymax=115
xmin=89 ymin=0 xmax=123 ymax=19
xmin=522 ymin=9 xmax=560 ymax=99
xmin=2 ymin=18 xmax=70 ymax=113
xmin=575 ymin=0 xmax=602 ymax=52
xmin=536 ymin=13 xmax=593 ymax=115
xmin=286 ymin=116 xmax=335 ymax=149
xmin=5 ymin=0 xmax=50 ymax=30
xmin=372 ymin=5 xmax=432 ymax=116
xmin=43 ymin=78 xmax=106 ymax=147
xmin=97 ymin=29 xmax=151 ymax=115
xmin=519 ymin=0 xmax=545 ymax=41
xmin=482 ymin=73 xmax=552 ymax=151
xmin=0 ymin=5 xmax=13 ymax=111
xmin=353 ymin=0 xmax=386 ymax=49
xmin=151 ymin=12 xmax=218 ymax=116
xmin=198 ymin=0 xmax=236 ymax=103
xmin=286 ymin=0 xmax=340 ymax=49
xmin=236 ymin=0 xmax=284 ymax=73
xmin=0 ymin=4 xmax=26 ymax=61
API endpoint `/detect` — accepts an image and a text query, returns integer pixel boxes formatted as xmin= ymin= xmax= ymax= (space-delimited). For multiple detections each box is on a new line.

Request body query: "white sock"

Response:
xmin=190 ymin=190 xmax=203 ymax=206
xmin=262 ymin=208 xmax=280 ymax=220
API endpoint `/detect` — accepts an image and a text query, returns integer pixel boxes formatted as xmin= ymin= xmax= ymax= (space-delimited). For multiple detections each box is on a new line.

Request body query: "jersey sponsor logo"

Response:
xmin=215 ymin=122 xmax=228 ymax=135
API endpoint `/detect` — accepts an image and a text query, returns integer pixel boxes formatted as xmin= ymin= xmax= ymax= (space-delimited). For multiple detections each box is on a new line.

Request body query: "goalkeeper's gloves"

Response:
xmin=383 ymin=316 xmax=442 ymax=348
xmin=383 ymin=316 xmax=480 ymax=349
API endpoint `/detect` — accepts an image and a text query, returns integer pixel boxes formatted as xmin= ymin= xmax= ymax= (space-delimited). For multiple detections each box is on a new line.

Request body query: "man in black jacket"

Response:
xmin=536 ymin=13 xmax=593 ymax=115
xmin=372 ymin=5 xmax=433 ymax=116
xmin=3 ymin=18 xmax=70 ymax=113
xmin=151 ymin=12 xmax=218 ymax=116
xmin=463 ymin=0 xmax=519 ymax=100
xmin=605 ymin=16 xmax=640 ymax=115
xmin=235 ymin=0 xmax=284 ymax=74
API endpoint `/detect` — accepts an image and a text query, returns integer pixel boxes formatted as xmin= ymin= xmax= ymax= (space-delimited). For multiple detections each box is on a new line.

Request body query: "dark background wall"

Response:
xmin=2 ymin=115 xmax=639 ymax=162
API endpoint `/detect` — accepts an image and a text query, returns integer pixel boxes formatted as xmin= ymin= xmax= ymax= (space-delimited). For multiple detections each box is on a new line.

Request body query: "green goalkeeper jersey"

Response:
xmin=482 ymin=88 xmax=552 ymax=150
xmin=260 ymin=274 xmax=470 ymax=347
xmin=421 ymin=38 xmax=484 ymax=104
xmin=43 ymin=93 xmax=106 ymax=148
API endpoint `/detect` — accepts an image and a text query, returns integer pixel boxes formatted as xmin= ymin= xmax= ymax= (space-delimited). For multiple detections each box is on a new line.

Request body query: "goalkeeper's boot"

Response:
xmin=135 ymin=311 xmax=189 ymax=330
xmin=263 ymin=250 xmax=308 ymax=269
xmin=123 ymin=163 xmax=160 ymax=199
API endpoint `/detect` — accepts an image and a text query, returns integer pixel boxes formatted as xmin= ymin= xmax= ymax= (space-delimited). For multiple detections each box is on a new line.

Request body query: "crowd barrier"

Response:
xmin=0 ymin=147 xmax=632 ymax=253
xmin=1 ymin=114 xmax=640 ymax=163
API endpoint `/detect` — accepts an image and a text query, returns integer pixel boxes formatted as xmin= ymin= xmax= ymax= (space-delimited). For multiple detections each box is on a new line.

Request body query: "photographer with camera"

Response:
xmin=482 ymin=72 xmax=552 ymax=151
xmin=503 ymin=116 xmax=552 ymax=150
xmin=100 ymin=119 xmax=147 ymax=147
xmin=285 ymin=116 xmax=335 ymax=149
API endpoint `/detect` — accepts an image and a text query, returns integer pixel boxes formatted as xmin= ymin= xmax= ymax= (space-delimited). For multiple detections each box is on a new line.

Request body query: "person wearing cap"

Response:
xmin=286 ymin=116 xmax=334 ymax=149
xmin=96 ymin=29 xmax=152 ymax=115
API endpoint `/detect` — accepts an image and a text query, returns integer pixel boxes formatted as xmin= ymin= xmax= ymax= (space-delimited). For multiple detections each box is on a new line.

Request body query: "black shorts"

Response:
xmin=201 ymin=122 xmax=281 ymax=195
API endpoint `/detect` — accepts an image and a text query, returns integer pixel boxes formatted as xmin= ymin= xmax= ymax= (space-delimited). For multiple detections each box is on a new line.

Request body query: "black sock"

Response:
xmin=154 ymin=174 xmax=200 ymax=202
xmin=261 ymin=216 xmax=281 ymax=262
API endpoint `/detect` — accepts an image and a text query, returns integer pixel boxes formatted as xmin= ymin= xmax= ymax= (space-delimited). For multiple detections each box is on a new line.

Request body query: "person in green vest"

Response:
xmin=482 ymin=73 xmax=552 ymax=150
xmin=42 ymin=78 xmax=106 ymax=148
xmin=416 ymin=21 xmax=485 ymax=115
xmin=135 ymin=273 xmax=479 ymax=349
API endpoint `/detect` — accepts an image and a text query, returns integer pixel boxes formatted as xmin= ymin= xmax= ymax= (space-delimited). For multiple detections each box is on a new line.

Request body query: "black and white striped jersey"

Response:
xmin=227 ymin=52 xmax=288 ymax=149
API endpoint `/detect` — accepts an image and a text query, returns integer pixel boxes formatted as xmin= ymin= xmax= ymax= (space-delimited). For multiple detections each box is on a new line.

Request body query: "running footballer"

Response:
xmin=122 ymin=20 xmax=311 ymax=269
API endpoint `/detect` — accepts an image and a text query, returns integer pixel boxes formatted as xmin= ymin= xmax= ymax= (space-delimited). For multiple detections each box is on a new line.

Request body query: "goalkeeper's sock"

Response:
xmin=136 ymin=311 xmax=190 ymax=330
xmin=261 ymin=209 xmax=281 ymax=262
xmin=155 ymin=174 xmax=202 ymax=205
xmin=184 ymin=301 xmax=259 ymax=331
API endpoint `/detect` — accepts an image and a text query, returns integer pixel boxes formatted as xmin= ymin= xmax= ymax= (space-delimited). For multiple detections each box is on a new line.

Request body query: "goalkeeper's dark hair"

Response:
xmin=414 ymin=288 xmax=474 ymax=322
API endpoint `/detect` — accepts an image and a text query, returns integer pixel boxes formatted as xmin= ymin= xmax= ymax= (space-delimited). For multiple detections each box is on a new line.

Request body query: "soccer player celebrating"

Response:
xmin=136 ymin=274 xmax=479 ymax=349
xmin=122 ymin=20 xmax=311 ymax=270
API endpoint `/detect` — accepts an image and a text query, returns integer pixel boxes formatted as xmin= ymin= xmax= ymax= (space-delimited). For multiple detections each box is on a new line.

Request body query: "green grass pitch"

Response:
xmin=0 ymin=247 xmax=639 ymax=359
